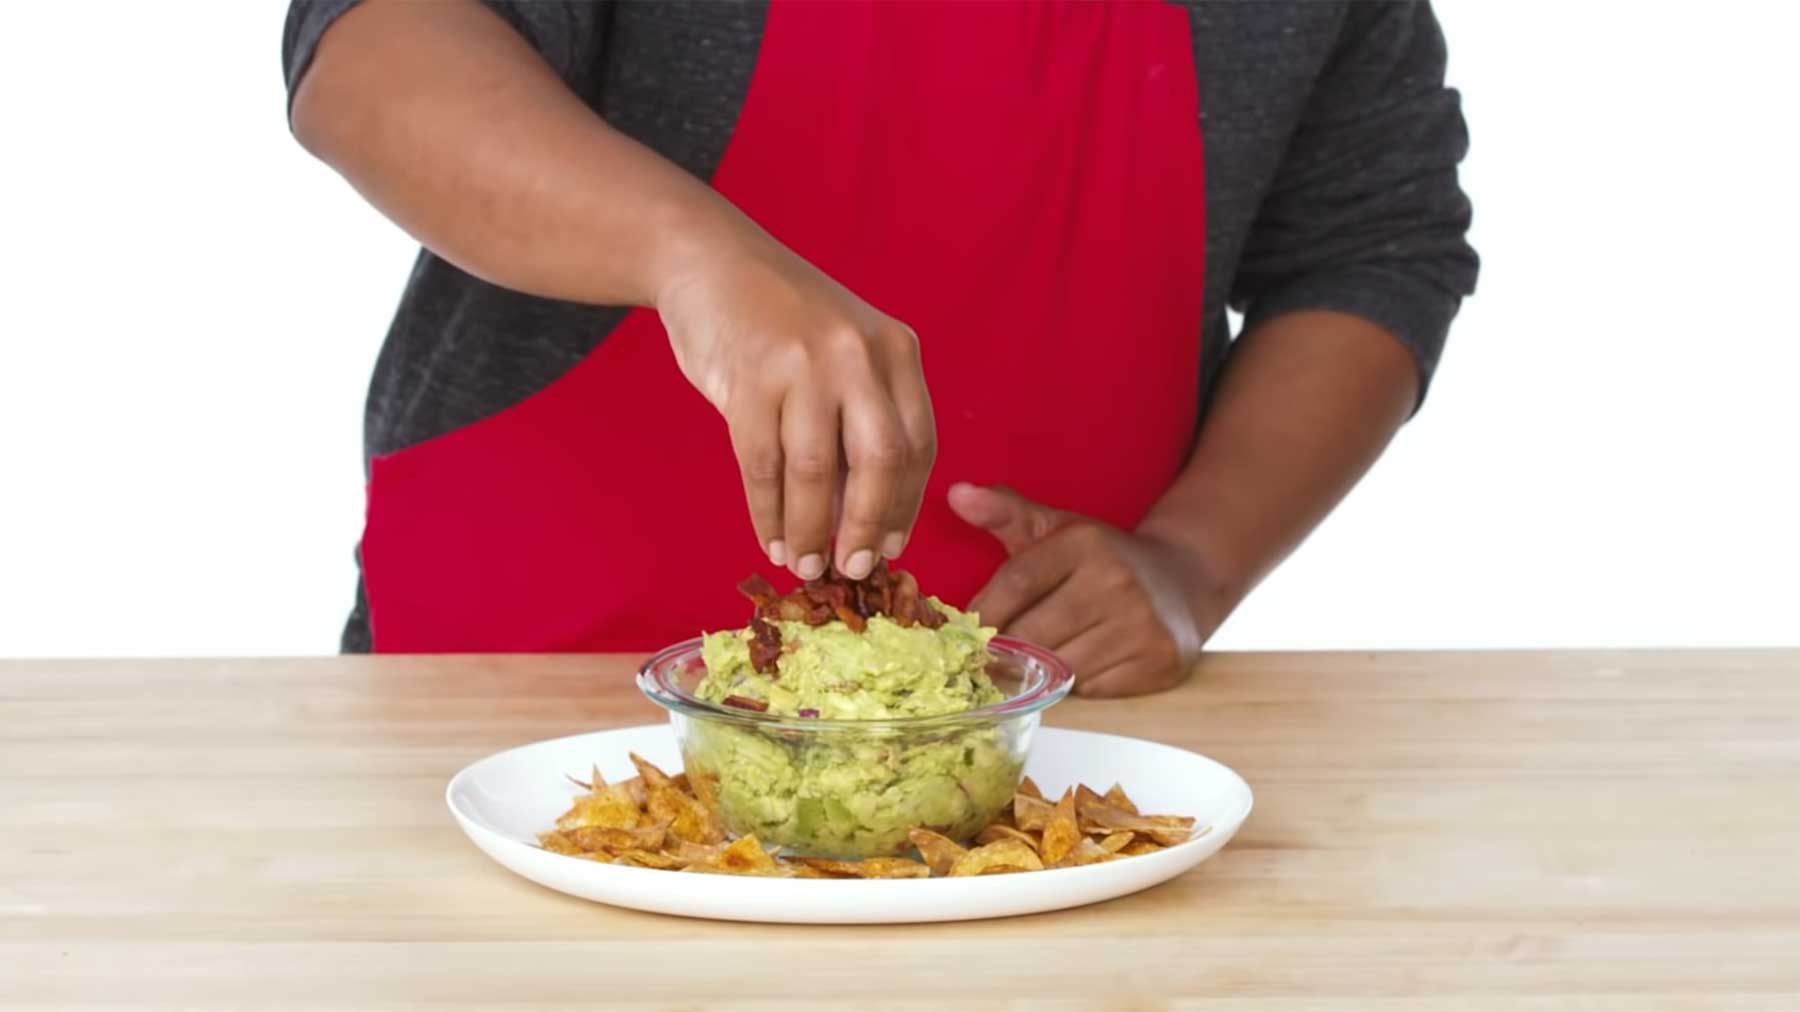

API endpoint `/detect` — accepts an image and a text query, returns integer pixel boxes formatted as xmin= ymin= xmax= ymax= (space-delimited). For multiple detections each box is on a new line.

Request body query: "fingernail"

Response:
xmin=880 ymin=531 xmax=906 ymax=559
xmin=843 ymin=549 xmax=875 ymax=579
xmin=797 ymin=553 xmax=826 ymax=580
xmin=768 ymin=540 xmax=787 ymax=566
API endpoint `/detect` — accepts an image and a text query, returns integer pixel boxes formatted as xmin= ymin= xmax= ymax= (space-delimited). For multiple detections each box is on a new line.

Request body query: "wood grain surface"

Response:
xmin=3 ymin=650 xmax=1798 ymax=1010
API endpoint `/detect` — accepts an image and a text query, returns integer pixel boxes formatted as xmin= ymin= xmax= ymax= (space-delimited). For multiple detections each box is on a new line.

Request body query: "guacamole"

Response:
xmin=696 ymin=603 xmax=1001 ymax=719
xmin=685 ymin=589 xmax=1023 ymax=857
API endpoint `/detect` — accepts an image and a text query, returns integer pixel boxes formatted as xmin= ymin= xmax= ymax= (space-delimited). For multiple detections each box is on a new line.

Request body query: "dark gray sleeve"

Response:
xmin=281 ymin=1 xmax=609 ymax=115
xmin=1230 ymin=0 xmax=1478 ymax=407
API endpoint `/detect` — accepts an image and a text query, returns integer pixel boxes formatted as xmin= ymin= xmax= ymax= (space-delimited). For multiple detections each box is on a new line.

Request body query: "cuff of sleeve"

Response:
xmin=282 ymin=0 xmax=364 ymax=119
xmin=1240 ymin=262 xmax=1464 ymax=414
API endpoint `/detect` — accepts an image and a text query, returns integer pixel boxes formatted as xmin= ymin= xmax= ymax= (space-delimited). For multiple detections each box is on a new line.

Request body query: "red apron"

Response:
xmin=362 ymin=0 xmax=1207 ymax=652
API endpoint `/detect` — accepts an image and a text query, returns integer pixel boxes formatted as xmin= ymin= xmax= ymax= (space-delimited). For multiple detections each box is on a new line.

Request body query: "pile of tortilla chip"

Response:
xmin=907 ymin=776 xmax=1204 ymax=876
xmin=538 ymin=755 xmax=1203 ymax=879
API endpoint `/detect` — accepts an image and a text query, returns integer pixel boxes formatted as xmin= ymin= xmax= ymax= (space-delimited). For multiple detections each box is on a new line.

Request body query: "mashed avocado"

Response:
xmin=696 ymin=602 xmax=1001 ymax=719
xmin=684 ymin=597 xmax=1022 ymax=857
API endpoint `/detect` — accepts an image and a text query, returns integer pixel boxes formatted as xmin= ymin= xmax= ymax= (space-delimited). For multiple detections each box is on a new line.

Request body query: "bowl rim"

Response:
xmin=636 ymin=635 xmax=1074 ymax=731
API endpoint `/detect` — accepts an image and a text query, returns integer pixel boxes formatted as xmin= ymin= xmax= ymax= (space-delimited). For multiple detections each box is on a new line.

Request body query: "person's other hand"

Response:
xmin=949 ymin=483 xmax=1232 ymax=697
xmin=656 ymin=234 xmax=935 ymax=582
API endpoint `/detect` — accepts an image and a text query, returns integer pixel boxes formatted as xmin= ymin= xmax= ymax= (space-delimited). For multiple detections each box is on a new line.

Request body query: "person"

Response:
xmin=282 ymin=0 xmax=1476 ymax=696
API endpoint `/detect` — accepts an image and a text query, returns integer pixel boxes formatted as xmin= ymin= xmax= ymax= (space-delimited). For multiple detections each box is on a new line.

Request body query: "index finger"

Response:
xmin=727 ymin=396 xmax=785 ymax=564
xmin=879 ymin=329 xmax=936 ymax=559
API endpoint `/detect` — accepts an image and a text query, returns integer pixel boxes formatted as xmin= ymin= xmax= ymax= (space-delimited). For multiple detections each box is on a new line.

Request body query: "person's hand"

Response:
xmin=949 ymin=483 xmax=1234 ymax=698
xmin=656 ymin=232 xmax=936 ymax=582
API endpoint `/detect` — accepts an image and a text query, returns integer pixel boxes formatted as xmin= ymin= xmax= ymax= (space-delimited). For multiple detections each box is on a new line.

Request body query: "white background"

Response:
xmin=1 ymin=2 xmax=1794 ymax=658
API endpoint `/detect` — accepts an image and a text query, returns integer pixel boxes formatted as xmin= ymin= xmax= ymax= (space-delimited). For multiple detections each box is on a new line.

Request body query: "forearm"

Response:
xmin=1137 ymin=310 xmax=1420 ymax=632
xmin=290 ymin=0 xmax=752 ymax=307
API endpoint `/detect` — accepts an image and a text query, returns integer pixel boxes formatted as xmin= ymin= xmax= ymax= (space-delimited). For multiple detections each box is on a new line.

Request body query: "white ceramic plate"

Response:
xmin=447 ymin=724 xmax=1252 ymax=924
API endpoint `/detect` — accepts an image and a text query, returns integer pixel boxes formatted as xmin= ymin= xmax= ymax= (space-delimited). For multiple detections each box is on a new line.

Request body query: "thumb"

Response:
xmin=947 ymin=482 xmax=1070 ymax=556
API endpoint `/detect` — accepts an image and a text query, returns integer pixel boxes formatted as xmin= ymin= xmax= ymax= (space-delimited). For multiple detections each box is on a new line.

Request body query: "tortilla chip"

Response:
xmin=790 ymin=857 xmax=859 ymax=879
xmin=949 ymin=837 xmax=1045 ymax=876
xmin=855 ymin=857 xmax=932 ymax=879
xmin=794 ymin=856 xmax=930 ymax=880
xmin=647 ymin=778 xmax=725 ymax=845
xmin=683 ymin=864 xmax=794 ymax=877
xmin=616 ymin=776 xmax=648 ymax=808
xmin=1085 ymin=823 xmax=1190 ymax=848
xmin=1098 ymin=831 xmax=1135 ymax=854
xmin=628 ymin=752 xmax=676 ymax=791
xmin=1118 ymin=838 xmax=1166 ymax=856
xmin=1131 ymin=820 xmax=1197 ymax=848
xmin=537 ymin=830 xmax=584 ymax=856
xmin=907 ymin=827 xmax=968 ymax=877
xmin=1013 ymin=794 xmax=1055 ymax=832
xmin=1076 ymin=798 xmax=1196 ymax=847
xmin=555 ymin=784 xmax=642 ymax=832
xmin=1016 ymin=776 xmax=1045 ymax=801
xmin=1066 ymin=837 xmax=1113 ymax=867
xmin=671 ymin=772 xmax=692 ymax=794
xmin=788 ymin=863 xmax=836 ymax=879
xmin=568 ymin=766 xmax=650 ymax=808
xmin=608 ymin=848 xmax=685 ymax=870
xmin=1074 ymin=783 xmax=1108 ymax=814
xmin=1103 ymin=783 xmax=1140 ymax=815
xmin=565 ymin=821 xmax=668 ymax=853
xmin=975 ymin=824 xmax=1040 ymax=849
xmin=666 ymin=838 xmax=725 ymax=866
xmin=688 ymin=768 xmax=721 ymax=809
xmin=707 ymin=834 xmax=783 ymax=875
xmin=1039 ymin=789 xmax=1081 ymax=866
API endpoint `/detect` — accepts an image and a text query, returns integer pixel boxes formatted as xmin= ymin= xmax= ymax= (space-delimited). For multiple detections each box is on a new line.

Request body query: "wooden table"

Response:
xmin=4 ymin=651 xmax=1798 ymax=1009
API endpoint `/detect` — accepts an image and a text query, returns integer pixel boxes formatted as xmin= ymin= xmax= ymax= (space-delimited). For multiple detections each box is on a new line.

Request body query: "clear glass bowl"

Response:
xmin=637 ymin=636 xmax=1074 ymax=859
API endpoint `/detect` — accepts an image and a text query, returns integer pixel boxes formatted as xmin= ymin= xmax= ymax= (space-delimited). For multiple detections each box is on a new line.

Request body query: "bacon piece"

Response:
xmin=747 ymin=618 xmax=783 ymax=675
xmin=737 ymin=574 xmax=779 ymax=606
xmin=833 ymin=604 xmax=867 ymax=632
xmin=809 ymin=579 xmax=848 ymax=609
xmin=731 ymin=561 xmax=946 ymax=634
xmin=886 ymin=567 xmax=947 ymax=628
xmin=766 ymin=597 xmax=812 ymax=623
xmin=721 ymin=695 xmax=769 ymax=712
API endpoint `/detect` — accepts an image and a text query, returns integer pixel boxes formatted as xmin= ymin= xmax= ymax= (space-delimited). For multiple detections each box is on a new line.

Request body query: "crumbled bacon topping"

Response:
xmin=747 ymin=617 xmax=783 ymax=675
xmin=734 ymin=561 xmax=947 ymax=674
xmin=721 ymin=694 xmax=769 ymax=712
